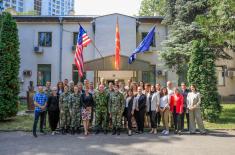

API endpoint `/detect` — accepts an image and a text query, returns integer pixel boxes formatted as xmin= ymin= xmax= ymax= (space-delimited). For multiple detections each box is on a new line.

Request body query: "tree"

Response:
xmin=187 ymin=39 xmax=221 ymax=121
xmin=161 ymin=0 xmax=235 ymax=78
xmin=161 ymin=0 xmax=207 ymax=83
xmin=0 ymin=12 xmax=20 ymax=120
xmin=196 ymin=0 xmax=235 ymax=59
xmin=139 ymin=0 xmax=166 ymax=16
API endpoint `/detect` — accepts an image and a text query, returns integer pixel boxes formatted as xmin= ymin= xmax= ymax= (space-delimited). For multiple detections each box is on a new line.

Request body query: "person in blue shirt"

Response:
xmin=32 ymin=85 xmax=48 ymax=137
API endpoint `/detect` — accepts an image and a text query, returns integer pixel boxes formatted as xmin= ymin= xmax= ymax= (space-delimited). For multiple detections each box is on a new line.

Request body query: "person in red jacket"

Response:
xmin=170 ymin=88 xmax=184 ymax=135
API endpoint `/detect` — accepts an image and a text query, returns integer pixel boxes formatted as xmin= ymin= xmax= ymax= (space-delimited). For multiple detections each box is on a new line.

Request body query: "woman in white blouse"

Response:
xmin=187 ymin=84 xmax=206 ymax=134
xmin=146 ymin=85 xmax=160 ymax=134
xmin=159 ymin=87 xmax=170 ymax=135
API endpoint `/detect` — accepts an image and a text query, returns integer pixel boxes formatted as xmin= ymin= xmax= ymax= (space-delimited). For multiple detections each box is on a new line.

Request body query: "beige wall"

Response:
xmin=98 ymin=71 xmax=135 ymax=85
xmin=216 ymin=50 xmax=235 ymax=96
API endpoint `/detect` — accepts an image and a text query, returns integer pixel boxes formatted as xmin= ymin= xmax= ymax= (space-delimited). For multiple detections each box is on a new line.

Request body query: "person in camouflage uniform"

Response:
xmin=109 ymin=84 xmax=125 ymax=135
xmin=69 ymin=85 xmax=81 ymax=134
xmin=43 ymin=81 xmax=52 ymax=129
xmin=94 ymin=84 xmax=109 ymax=134
xmin=68 ymin=80 xmax=75 ymax=94
xmin=59 ymin=85 xmax=71 ymax=134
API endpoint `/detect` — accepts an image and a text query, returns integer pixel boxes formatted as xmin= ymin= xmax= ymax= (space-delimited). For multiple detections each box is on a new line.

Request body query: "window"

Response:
xmin=37 ymin=64 xmax=51 ymax=86
xmin=142 ymin=66 xmax=156 ymax=84
xmin=216 ymin=66 xmax=225 ymax=86
xmin=72 ymin=65 xmax=86 ymax=85
xmin=38 ymin=32 xmax=52 ymax=47
xmin=19 ymin=7 xmax=23 ymax=12
xmin=73 ymin=32 xmax=78 ymax=45
xmin=141 ymin=32 xmax=156 ymax=47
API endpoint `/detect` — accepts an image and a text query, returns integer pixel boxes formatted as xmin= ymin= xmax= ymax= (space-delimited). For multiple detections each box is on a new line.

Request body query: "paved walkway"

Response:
xmin=0 ymin=130 xmax=235 ymax=155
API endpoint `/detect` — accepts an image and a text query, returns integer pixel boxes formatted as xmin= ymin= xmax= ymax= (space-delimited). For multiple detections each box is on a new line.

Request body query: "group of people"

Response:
xmin=32 ymin=78 xmax=207 ymax=138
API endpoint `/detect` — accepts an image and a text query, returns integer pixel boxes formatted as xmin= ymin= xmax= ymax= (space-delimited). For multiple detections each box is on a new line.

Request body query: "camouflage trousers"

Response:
xmin=71 ymin=109 xmax=81 ymax=128
xmin=60 ymin=109 xmax=70 ymax=128
xmin=111 ymin=111 xmax=122 ymax=129
xmin=95 ymin=110 xmax=108 ymax=130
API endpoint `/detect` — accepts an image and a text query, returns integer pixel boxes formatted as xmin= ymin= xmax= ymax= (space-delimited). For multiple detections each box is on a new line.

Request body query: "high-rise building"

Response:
xmin=2 ymin=0 xmax=26 ymax=12
xmin=42 ymin=0 xmax=74 ymax=15
xmin=1 ymin=0 xmax=75 ymax=15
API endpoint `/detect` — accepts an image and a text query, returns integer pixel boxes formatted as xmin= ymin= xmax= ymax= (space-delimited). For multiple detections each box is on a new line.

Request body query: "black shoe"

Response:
xmin=117 ymin=128 xmax=121 ymax=135
xmin=200 ymin=131 xmax=207 ymax=135
xmin=71 ymin=127 xmax=75 ymax=135
xmin=112 ymin=128 xmax=116 ymax=135
xmin=65 ymin=128 xmax=69 ymax=133
xmin=40 ymin=130 xmax=45 ymax=134
xmin=178 ymin=130 xmax=182 ymax=135
xmin=76 ymin=128 xmax=81 ymax=134
xmin=104 ymin=130 xmax=108 ymax=135
xmin=61 ymin=128 xmax=66 ymax=135
xmin=33 ymin=132 xmax=37 ymax=138
xmin=95 ymin=130 xmax=100 ymax=135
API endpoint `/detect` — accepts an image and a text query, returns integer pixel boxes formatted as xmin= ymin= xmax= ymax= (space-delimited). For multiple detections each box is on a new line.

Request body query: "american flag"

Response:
xmin=75 ymin=25 xmax=91 ymax=77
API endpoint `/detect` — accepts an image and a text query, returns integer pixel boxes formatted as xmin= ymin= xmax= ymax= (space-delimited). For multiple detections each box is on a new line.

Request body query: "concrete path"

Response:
xmin=0 ymin=130 xmax=235 ymax=155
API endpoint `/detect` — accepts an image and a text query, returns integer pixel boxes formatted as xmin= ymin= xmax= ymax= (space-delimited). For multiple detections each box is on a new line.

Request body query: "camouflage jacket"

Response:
xmin=69 ymin=93 xmax=81 ymax=112
xmin=59 ymin=92 xmax=70 ymax=112
xmin=108 ymin=91 xmax=124 ymax=113
xmin=94 ymin=91 xmax=108 ymax=111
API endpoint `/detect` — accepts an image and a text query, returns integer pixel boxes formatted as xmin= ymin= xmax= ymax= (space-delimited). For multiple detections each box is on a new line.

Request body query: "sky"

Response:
xmin=75 ymin=0 xmax=142 ymax=16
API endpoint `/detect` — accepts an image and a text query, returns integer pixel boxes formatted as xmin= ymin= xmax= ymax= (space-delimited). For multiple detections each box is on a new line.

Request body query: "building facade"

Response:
xmin=2 ymin=0 xmax=74 ymax=15
xmin=41 ymin=0 xmax=74 ymax=16
xmin=2 ymin=0 xmax=25 ymax=12
xmin=14 ymin=13 xmax=235 ymax=98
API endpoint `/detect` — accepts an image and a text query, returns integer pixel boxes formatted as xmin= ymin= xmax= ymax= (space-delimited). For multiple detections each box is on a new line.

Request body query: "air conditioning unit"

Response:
xmin=156 ymin=70 xmax=162 ymax=76
xmin=34 ymin=46 xmax=43 ymax=54
xmin=228 ymin=71 xmax=235 ymax=78
xmin=72 ymin=45 xmax=76 ymax=51
xmin=23 ymin=70 xmax=32 ymax=77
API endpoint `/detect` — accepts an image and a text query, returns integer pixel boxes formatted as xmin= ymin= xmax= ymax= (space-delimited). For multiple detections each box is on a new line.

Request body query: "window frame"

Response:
xmin=216 ymin=66 xmax=226 ymax=87
xmin=72 ymin=64 xmax=86 ymax=85
xmin=38 ymin=32 xmax=52 ymax=47
xmin=37 ymin=64 xmax=51 ymax=86
xmin=141 ymin=32 xmax=156 ymax=47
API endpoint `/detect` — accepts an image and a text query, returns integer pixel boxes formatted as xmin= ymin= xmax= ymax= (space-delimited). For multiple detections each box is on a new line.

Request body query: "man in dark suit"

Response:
xmin=180 ymin=82 xmax=190 ymax=131
xmin=135 ymin=86 xmax=146 ymax=133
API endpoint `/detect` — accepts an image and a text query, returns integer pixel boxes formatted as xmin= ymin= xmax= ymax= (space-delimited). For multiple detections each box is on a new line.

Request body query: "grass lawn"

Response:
xmin=204 ymin=104 xmax=235 ymax=130
xmin=0 ymin=103 xmax=234 ymax=131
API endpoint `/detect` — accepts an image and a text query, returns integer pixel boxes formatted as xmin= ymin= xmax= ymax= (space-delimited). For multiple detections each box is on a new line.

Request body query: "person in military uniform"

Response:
xmin=68 ymin=80 xmax=75 ymax=94
xmin=109 ymin=84 xmax=124 ymax=135
xmin=43 ymin=81 xmax=52 ymax=129
xmin=69 ymin=85 xmax=81 ymax=134
xmin=106 ymin=82 xmax=114 ymax=128
xmin=94 ymin=84 xmax=109 ymax=134
xmin=59 ymin=85 xmax=71 ymax=134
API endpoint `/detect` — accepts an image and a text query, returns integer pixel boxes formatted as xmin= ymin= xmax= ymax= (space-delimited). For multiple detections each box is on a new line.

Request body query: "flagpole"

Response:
xmin=78 ymin=22 xmax=104 ymax=58
xmin=90 ymin=41 xmax=103 ymax=58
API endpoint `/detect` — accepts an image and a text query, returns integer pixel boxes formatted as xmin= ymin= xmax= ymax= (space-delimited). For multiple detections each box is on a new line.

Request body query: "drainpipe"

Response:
xmin=59 ymin=17 xmax=63 ymax=81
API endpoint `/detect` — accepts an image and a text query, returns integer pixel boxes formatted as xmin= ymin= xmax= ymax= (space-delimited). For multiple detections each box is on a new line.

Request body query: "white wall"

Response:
xmin=61 ymin=22 xmax=94 ymax=81
xmin=94 ymin=14 xmax=136 ymax=58
xmin=18 ymin=23 xmax=61 ymax=96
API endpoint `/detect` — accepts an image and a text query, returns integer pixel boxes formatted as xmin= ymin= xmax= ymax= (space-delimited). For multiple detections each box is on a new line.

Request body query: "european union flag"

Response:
xmin=128 ymin=26 xmax=156 ymax=64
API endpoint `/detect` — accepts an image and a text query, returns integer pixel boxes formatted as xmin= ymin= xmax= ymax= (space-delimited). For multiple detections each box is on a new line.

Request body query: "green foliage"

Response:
xmin=187 ymin=39 xmax=221 ymax=122
xmin=196 ymin=0 xmax=235 ymax=59
xmin=0 ymin=12 xmax=20 ymax=120
xmin=161 ymin=0 xmax=207 ymax=78
xmin=139 ymin=0 xmax=166 ymax=16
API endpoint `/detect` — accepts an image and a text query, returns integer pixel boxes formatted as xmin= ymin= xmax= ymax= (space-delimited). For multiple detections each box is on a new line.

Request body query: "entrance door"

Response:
xmin=106 ymin=80 xmax=114 ymax=85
